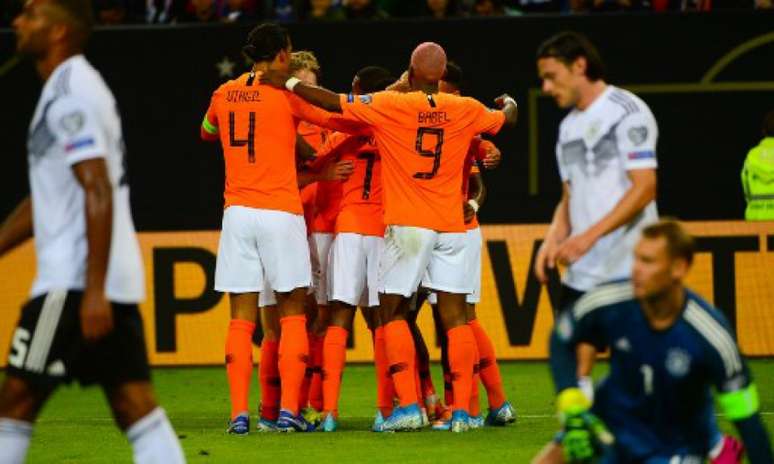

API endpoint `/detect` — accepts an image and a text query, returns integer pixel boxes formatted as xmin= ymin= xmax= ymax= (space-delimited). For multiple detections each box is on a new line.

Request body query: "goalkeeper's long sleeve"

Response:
xmin=735 ymin=414 xmax=774 ymax=464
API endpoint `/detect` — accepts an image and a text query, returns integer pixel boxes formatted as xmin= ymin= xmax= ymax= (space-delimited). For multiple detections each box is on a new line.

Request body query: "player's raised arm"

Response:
xmin=0 ymin=196 xmax=33 ymax=257
xmin=494 ymin=94 xmax=518 ymax=127
xmin=261 ymin=69 xmax=343 ymax=113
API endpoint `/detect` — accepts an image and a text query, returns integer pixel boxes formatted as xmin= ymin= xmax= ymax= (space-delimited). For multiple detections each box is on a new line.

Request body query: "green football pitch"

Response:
xmin=6 ymin=360 xmax=774 ymax=463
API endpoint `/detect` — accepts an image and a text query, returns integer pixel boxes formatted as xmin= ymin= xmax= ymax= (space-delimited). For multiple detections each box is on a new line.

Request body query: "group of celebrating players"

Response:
xmin=1 ymin=0 xmax=773 ymax=461
xmin=200 ymin=22 xmax=518 ymax=434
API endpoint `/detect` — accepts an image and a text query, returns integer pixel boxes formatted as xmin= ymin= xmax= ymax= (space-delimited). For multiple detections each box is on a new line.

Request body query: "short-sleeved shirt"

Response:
xmin=552 ymin=281 xmax=751 ymax=459
xmin=316 ymin=132 xmax=384 ymax=237
xmin=333 ymin=91 xmax=505 ymax=232
xmin=202 ymin=71 xmax=336 ymax=215
xmin=27 ymin=55 xmax=144 ymax=303
xmin=555 ymin=86 xmax=659 ymax=291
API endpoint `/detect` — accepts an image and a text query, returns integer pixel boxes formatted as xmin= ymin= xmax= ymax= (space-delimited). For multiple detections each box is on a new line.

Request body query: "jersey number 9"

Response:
xmin=414 ymin=127 xmax=444 ymax=179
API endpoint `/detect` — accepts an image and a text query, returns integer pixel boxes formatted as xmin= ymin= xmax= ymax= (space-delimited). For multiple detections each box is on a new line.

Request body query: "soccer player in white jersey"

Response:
xmin=0 ymin=0 xmax=185 ymax=462
xmin=533 ymin=32 xmax=742 ymax=463
xmin=533 ymin=31 xmax=659 ymax=391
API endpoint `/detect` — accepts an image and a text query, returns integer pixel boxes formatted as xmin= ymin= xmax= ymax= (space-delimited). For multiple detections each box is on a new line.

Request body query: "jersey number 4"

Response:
xmin=414 ymin=127 xmax=444 ymax=179
xmin=229 ymin=111 xmax=256 ymax=163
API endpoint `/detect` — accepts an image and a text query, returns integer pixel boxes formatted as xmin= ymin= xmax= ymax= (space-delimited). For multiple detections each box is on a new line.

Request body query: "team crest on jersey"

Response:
xmin=614 ymin=337 xmax=631 ymax=352
xmin=627 ymin=126 xmax=648 ymax=145
xmin=585 ymin=120 xmax=602 ymax=140
xmin=665 ymin=348 xmax=691 ymax=377
xmin=359 ymin=95 xmax=373 ymax=105
xmin=60 ymin=111 xmax=85 ymax=135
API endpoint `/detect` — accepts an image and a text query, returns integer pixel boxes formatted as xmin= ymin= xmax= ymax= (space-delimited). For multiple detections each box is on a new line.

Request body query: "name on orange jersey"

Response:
xmin=417 ymin=111 xmax=450 ymax=125
xmin=226 ymin=90 xmax=261 ymax=103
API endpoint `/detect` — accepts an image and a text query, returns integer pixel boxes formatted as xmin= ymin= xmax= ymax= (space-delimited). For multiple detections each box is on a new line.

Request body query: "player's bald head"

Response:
xmin=409 ymin=42 xmax=447 ymax=83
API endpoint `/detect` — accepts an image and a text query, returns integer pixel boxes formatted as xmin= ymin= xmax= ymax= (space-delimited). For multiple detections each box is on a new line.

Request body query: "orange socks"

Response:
xmin=321 ymin=326 xmax=348 ymax=416
xmin=469 ymin=319 xmax=506 ymax=409
xmin=297 ymin=332 xmax=315 ymax=412
xmin=225 ymin=319 xmax=255 ymax=420
xmin=373 ymin=326 xmax=395 ymax=417
xmin=309 ymin=334 xmax=325 ymax=412
xmin=259 ymin=339 xmax=280 ymax=421
xmin=447 ymin=325 xmax=476 ymax=413
xmin=470 ymin=354 xmax=481 ymax=417
xmin=384 ymin=320 xmax=418 ymax=407
xmin=279 ymin=315 xmax=309 ymax=415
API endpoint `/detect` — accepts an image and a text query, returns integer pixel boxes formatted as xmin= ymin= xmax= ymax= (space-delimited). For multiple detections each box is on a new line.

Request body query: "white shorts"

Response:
xmin=379 ymin=225 xmax=470 ymax=297
xmin=310 ymin=232 xmax=334 ymax=305
xmin=259 ymin=276 xmax=276 ymax=307
xmin=328 ymin=233 xmax=383 ymax=308
xmin=427 ymin=226 xmax=482 ymax=305
xmin=215 ymin=206 xmax=312 ymax=294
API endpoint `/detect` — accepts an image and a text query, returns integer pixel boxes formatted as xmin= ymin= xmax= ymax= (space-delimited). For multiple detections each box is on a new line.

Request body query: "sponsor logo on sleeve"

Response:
xmin=359 ymin=94 xmax=373 ymax=105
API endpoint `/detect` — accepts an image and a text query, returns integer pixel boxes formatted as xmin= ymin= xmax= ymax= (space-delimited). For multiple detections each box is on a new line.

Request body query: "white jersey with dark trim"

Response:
xmin=555 ymin=85 xmax=659 ymax=291
xmin=26 ymin=55 xmax=144 ymax=303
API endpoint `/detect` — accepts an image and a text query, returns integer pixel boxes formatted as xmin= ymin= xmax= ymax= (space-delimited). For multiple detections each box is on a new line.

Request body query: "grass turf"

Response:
xmin=5 ymin=359 xmax=774 ymax=463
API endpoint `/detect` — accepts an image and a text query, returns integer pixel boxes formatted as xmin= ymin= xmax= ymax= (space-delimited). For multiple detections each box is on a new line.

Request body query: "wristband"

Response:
xmin=285 ymin=77 xmax=301 ymax=92
xmin=467 ymin=199 xmax=480 ymax=213
xmin=503 ymin=97 xmax=517 ymax=108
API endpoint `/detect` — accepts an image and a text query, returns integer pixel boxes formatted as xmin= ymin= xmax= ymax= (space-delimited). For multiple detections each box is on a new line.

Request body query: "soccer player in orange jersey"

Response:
xmin=434 ymin=62 xmax=515 ymax=428
xmin=261 ymin=41 xmax=517 ymax=432
xmin=200 ymin=23 xmax=361 ymax=434
xmin=253 ymin=50 xmax=335 ymax=432
xmin=308 ymin=66 xmax=395 ymax=432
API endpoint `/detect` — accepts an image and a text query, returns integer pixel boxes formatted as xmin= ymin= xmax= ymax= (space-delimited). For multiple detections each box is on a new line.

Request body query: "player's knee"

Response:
xmin=0 ymin=377 xmax=47 ymax=421
xmin=107 ymin=382 xmax=158 ymax=431
xmin=329 ymin=308 xmax=355 ymax=332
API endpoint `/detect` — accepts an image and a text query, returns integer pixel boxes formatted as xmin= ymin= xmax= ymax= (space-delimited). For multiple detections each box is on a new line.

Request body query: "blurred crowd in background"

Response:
xmin=1 ymin=0 xmax=772 ymax=30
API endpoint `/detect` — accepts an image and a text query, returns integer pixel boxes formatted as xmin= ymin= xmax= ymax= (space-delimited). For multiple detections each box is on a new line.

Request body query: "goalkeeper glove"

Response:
xmin=557 ymin=387 xmax=614 ymax=464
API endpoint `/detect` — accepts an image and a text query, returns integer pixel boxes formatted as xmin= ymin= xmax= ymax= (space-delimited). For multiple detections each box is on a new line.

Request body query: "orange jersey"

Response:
xmin=311 ymin=180 xmax=342 ymax=234
xmin=300 ymin=183 xmax=317 ymax=235
xmin=334 ymin=91 xmax=505 ymax=232
xmin=201 ymin=71 xmax=337 ymax=214
xmin=298 ymin=121 xmax=329 ymax=152
xmin=317 ymin=132 xmax=384 ymax=237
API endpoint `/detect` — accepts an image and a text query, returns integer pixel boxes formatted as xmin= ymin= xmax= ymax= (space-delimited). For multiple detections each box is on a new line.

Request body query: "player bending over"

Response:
xmin=534 ymin=219 xmax=773 ymax=464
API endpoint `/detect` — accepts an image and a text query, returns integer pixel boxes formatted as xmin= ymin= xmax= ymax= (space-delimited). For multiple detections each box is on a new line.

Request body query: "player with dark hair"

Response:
xmin=533 ymin=219 xmax=773 ymax=464
xmin=534 ymin=30 xmax=659 ymax=399
xmin=0 ymin=0 xmax=185 ymax=462
xmin=315 ymin=65 xmax=394 ymax=432
xmin=261 ymin=41 xmax=517 ymax=432
xmin=200 ymin=22 xmax=359 ymax=434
